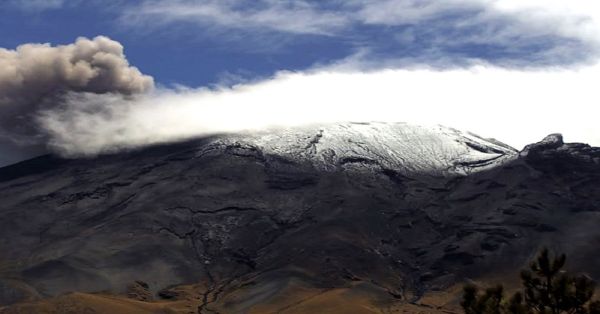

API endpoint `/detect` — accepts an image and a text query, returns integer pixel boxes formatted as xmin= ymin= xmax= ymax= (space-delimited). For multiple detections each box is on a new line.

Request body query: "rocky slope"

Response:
xmin=0 ymin=122 xmax=598 ymax=313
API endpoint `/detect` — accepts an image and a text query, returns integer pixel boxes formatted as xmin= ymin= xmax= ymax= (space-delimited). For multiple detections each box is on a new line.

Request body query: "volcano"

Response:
xmin=0 ymin=122 xmax=599 ymax=313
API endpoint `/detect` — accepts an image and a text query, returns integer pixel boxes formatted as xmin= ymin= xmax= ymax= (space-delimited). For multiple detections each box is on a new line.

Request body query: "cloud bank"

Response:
xmin=38 ymin=64 xmax=600 ymax=156
xmin=0 ymin=36 xmax=153 ymax=146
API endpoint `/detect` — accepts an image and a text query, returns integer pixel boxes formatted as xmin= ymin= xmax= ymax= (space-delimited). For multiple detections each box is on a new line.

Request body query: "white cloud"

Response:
xmin=118 ymin=0 xmax=600 ymax=67
xmin=121 ymin=0 xmax=348 ymax=35
xmin=123 ymin=0 xmax=600 ymax=42
xmin=488 ymin=0 xmax=600 ymax=46
xmin=38 ymin=63 xmax=600 ymax=155
xmin=352 ymin=0 xmax=474 ymax=25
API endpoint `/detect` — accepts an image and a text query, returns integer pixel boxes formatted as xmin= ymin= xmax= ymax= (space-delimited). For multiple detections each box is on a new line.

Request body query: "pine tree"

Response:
xmin=461 ymin=248 xmax=599 ymax=314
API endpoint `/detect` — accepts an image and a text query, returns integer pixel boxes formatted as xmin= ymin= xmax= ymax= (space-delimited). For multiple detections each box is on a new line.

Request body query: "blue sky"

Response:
xmin=1 ymin=0 xmax=597 ymax=87
xmin=0 ymin=1 xmax=366 ymax=87
xmin=1 ymin=0 xmax=600 ymax=166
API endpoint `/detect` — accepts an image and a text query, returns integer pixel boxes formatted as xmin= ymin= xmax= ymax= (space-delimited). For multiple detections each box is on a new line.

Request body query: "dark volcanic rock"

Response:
xmin=0 ymin=123 xmax=598 ymax=312
xmin=522 ymin=133 xmax=600 ymax=172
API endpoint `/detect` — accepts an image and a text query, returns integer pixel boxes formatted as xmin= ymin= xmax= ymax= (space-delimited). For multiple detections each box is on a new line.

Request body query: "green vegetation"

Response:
xmin=462 ymin=248 xmax=600 ymax=314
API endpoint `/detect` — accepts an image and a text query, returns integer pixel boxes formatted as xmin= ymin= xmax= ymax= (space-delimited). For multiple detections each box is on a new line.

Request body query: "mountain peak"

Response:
xmin=540 ymin=133 xmax=564 ymax=147
xmin=521 ymin=133 xmax=600 ymax=171
xmin=199 ymin=122 xmax=517 ymax=177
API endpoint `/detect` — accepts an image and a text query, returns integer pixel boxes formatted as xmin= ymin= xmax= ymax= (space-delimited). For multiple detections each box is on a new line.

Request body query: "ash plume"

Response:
xmin=0 ymin=36 xmax=153 ymax=147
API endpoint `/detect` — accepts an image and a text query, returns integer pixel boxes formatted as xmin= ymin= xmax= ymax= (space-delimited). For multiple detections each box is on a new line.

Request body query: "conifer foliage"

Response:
xmin=461 ymin=248 xmax=600 ymax=314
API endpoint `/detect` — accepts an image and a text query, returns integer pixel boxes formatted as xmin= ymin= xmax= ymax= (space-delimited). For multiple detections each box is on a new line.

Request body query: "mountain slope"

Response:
xmin=0 ymin=123 xmax=598 ymax=313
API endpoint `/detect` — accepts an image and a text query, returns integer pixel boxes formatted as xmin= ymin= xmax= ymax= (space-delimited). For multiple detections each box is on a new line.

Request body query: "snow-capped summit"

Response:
xmin=198 ymin=122 xmax=517 ymax=176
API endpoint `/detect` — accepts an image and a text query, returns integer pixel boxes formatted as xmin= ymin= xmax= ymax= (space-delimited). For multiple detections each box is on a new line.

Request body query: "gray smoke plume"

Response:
xmin=0 ymin=36 xmax=153 ymax=149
